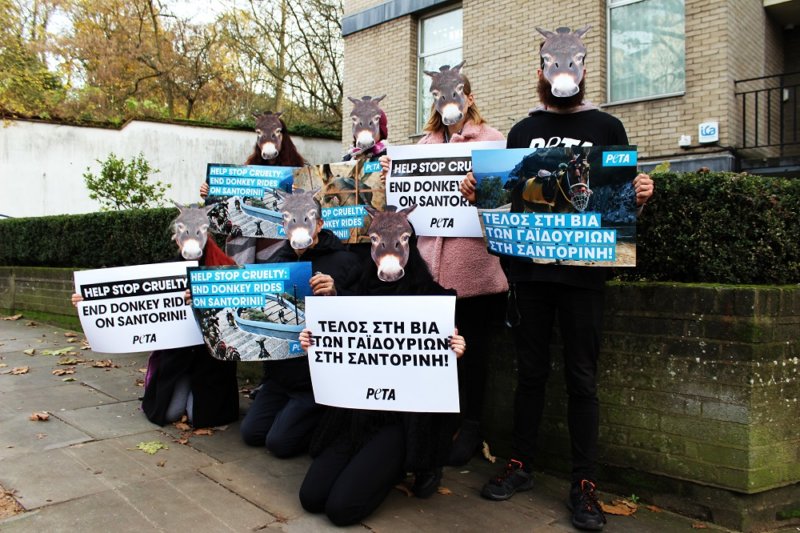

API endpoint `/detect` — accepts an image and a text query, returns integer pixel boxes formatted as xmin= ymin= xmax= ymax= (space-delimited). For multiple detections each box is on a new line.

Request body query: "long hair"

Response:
xmin=422 ymin=73 xmax=486 ymax=134
xmin=245 ymin=118 xmax=307 ymax=167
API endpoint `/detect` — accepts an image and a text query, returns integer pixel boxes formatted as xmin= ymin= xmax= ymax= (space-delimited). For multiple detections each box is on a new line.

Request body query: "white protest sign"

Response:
xmin=307 ymin=295 xmax=458 ymax=412
xmin=74 ymin=262 xmax=202 ymax=353
xmin=386 ymin=141 xmax=505 ymax=237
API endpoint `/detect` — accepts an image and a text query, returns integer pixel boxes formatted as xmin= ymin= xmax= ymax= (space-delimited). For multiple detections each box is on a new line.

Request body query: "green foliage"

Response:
xmin=83 ymin=153 xmax=171 ymax=211
xmin=0 ymin=208 xmax=179 ymax=268
xmin=617 ymin=171 xmax=800 ymax=284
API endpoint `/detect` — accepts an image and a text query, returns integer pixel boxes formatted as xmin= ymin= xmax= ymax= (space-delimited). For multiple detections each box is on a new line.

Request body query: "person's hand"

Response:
xmin=449 ymin=328 xmax=466 ymax=358
xmin=184 ymin=289 xmax=193 ymax=306
xmin=460 ymin=172 xmax=477 ymax=204
xmin=299 ymin=328 xmax=314 ymax=351
xmin=71 ymin=293 xmax=83 ymax=307
xmin=310 ymin=273 xmax=336 ymax=296
xmin=633 ymin=173 xmax=654 ymax=207
xmin=379 ymin=155 xmax=391 ymax=185
xmin=199 ymin=182 xmax=209 ymax=199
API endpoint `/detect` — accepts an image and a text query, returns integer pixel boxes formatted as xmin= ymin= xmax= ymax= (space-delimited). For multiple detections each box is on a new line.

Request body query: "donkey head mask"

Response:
xmin=536 ymin=26 xmax=590 ymax=98
xmin=172 ymin=202 xmax=215 ymax=260
xmin=364 ymin=205 xmax=417 ymax=282
xmin=253 ymin=111 xmax=285 ymax=161
xmin=277 ymin=189 xmax=322 ymax=250
xmin=348 ymin=95 xmax=387 ymax=151
xmin=424 ymin=61 xmax=468 ymax=126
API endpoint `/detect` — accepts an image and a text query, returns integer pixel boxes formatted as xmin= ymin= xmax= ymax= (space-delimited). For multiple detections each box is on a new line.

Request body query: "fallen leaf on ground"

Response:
xmin=0 ymin=364 xmax=6 ymax=369
xmin=66 ymin=338 xmax=79 ymax=343
xmin=133 ymin=441 xmax=168 ymax=455
xmin=646 ymin=505 xmax=662 ymax=512
xmin=62 ymin=377 xmax=76 ymax=382
xmin=52 ymin=368 xmax=75 ymax=376
xmin=35 ymin=433 xmax=47 ymax=440
xmin=57 ymin=357 xmax=85 ymax=365
xmin=22 ymin=349 xmax=35 ymax=356
xmin=174 ymin=421 xmax=191 ymax=431
xmin=135 ymin=378 xmax=144 ymax=387
xmin=29 ymin=412 xmax=49 ymax=421
xmin=137 ymin=368 xmax=147 ymax=374
xmin=192 ymin=428 xmax=213 ymax=436
xmin=174 ymin=437 xmax=190 ymax=445
xmin=481 ymin=441 xmax=496 ymax=463
xmin=157 ymin=460 xmax=166 ymax=467
xmin=64 ymin=332 xmax=78 ymax=338
xmin=42 ymin=347 xmax=75 ymax=356
xmin=81 ymin=340 xmax=91 ymax=350
xmin=2 ymin=314 xmax=22 ymax=321
xmin=92 ymin=360 xmax=118 ymax=368
xmin=8 ymin=367 xmax=30 ymax=375
xmin=25 ymin=321 xmax=37 ymax=327
xmin=0 ymin=485 xmax=23 ymax=519
xmin=600 ymin=499 xmax=638 ymax=516
xmin=437 ymin=487 xmax=453 ymax=495
xmin=394 ymin=483 xmax=413 ymax=497
xmin=691 ymin=523 xmax=708 ymax=529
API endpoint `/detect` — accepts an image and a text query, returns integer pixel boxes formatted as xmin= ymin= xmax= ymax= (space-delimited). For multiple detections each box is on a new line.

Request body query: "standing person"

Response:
xmin=380 ymin=62 xmax=509 ymax=466
xmin=238 ymin=190 xmax=362 ymax=458
xmin=297 ymin=206 xmax=466 ymax=526
xmin=465 ymin=26 xmax=654 ymax=531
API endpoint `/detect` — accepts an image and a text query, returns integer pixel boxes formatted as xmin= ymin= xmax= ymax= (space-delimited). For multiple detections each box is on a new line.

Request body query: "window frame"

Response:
xmin=605 ymin=0 xmax=686 ymax=106
xmin=415 ymin=5 xmax=463 ymax=134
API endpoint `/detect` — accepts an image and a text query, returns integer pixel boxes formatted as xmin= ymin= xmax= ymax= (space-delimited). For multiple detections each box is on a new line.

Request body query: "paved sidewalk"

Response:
xmin=0 ymin=316 xmax=732 ymax=532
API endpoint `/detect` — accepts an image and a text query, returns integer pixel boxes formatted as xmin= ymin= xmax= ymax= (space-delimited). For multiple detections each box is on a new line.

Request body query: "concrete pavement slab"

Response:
xmin=0 ymin=471 xmax=275 ymax=532
xmin=54 ymin=399 xmax=157 ymax=439
xmin=76 ymin=364 xmax=148 ymax=402
xmin=159 ymin=419 xmax=266 ymax=464
xmin=266 ymin=512 xmax=367 ymax=532
xmin=0 ymin=382 xmax=116 ymax=419
xmin=0 ymin=412 xmax=93 ymax=460
xmin=200 ymin=456 xmax=309 ymax=521
xmin=0 ymin=430 xmax=218 ymax=509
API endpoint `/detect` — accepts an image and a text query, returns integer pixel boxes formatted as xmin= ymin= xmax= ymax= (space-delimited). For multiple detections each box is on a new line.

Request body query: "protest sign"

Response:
xmin=385 ymin=141 xmax=504 ymax=237
xmin=74 ymin=262 xmax=201 ymax=353
xmin=188 ymin=262 xmax=312 ymax=361
xmin=472 ymin=146 xmax=638 ymax=266
xmin=306 ymin=295 xmax=458 ymax=412
xmin=292 ymin=158 xmax=385 ymax=243
xmin=204 ymin=163 xmax=296 ymax=239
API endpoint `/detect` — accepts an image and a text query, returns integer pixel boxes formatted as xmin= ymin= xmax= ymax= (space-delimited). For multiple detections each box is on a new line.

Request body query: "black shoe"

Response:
xmin=447 ymin=419 xmax=481 ymax=466
xmin=412 ymin=467 xmax=442 ymax=499
xmin=480 ymin=459 xmax=534 ymax=501
xmin=568 ymin=479 xmax=607 ymax=531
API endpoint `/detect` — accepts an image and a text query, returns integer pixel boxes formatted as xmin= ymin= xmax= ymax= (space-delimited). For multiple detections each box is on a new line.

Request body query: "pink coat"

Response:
xmin=416 ymin=120 xmax=509 ymax=298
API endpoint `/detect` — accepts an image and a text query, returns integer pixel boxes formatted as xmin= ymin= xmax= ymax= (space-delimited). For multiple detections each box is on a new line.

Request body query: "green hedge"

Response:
xmin=1 ymin=172 xmax=799 ymax=284
xmin=0 ymin=208 xmax=179 ymax=268
xmin=619 ymin=171 xmax=800 ymax=284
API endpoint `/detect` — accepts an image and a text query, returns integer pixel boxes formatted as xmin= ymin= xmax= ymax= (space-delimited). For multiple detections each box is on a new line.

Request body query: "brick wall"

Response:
xmin=343 ymin=0 xmax=787 ymax=165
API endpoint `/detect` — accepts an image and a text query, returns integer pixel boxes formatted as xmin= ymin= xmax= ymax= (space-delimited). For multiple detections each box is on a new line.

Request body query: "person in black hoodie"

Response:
xmin=297 ymin=206 xmax=466 ymax=527
xmin=239 ymin=191 xmax=362 ymax=457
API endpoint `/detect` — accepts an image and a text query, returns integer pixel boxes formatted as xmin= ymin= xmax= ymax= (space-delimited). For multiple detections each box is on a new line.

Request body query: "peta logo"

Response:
xmin=363 ymin=161 xmax=381 ymax=173
xmin=366 ymin=387 xmax=396 ymax=401
xmin=602 ymin=151 xmax=637 ymax=167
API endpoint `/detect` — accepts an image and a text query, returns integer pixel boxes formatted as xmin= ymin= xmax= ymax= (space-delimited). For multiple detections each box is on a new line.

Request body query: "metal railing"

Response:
xmin=734 ymin=71 xmax=800 ymax=155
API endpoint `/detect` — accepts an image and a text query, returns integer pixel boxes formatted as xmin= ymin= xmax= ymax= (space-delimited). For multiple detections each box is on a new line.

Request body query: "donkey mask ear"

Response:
xmin=365 ymin=205 xmax=380 ymax=218
xmin=535 ymin=27 xmax=556 ymax=39
xmin=574 ymin=25 xmax=591 ymax=39
xmin=373 ymin=94 xmax=386 ymax=104
xmin=347 ymin=96 xmax=360 ymax=105
xmin=399 ymin=205 xmax=417 ymax=217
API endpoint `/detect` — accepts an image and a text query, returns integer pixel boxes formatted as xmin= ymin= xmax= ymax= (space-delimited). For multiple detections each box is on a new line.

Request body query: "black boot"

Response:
xmin=411 ymin=467 xmax=443 ymax=499
xmin=447 ymin=419 xmax=481 ymax=466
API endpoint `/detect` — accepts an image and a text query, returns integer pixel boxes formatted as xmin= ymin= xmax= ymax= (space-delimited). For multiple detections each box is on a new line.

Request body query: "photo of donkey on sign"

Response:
xmin=472 ymin=146 xmax=640 ymax=267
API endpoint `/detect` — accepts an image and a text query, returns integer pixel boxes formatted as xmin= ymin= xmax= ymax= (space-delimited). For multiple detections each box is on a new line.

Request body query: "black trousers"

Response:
xmin=239 ymin=380 xmax=322 ymax=457
xmin=455 ymin=293 xmax=506 ymax=422
xmin=509 ymin=281 xmax=604 ymax=482
xmin=299 ymin=423 xmax=405 ymax=526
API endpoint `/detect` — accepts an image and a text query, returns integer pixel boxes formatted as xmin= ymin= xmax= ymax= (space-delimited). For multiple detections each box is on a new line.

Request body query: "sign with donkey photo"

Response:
xmin=472 ymin=146 xmax=638 ymax=267
xmin=306 ymin=295 xmax=458 ymax=413
xmin=74 ymin=262 xmax=202 ymax=353
xmin=386 ymin=141 xmax=504 ymax=237
xmin=204 ymin=163 xmax=296 ymax=239
xmin=292 ymin=158 xmax=385 ymax=244
xmin=188 ymin=262 xmax=313 ymax=361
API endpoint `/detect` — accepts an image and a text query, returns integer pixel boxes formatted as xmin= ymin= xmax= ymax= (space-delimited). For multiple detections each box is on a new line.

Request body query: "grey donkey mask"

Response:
xmin=536 ymin=26 xmax=590 ymax=98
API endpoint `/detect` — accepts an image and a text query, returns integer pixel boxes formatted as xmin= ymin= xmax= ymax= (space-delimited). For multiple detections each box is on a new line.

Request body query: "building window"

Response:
xmin=608 ymin=0 xmax=685 ymax=103
xmin=417 ymin=7 xmax=462 ymax=132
